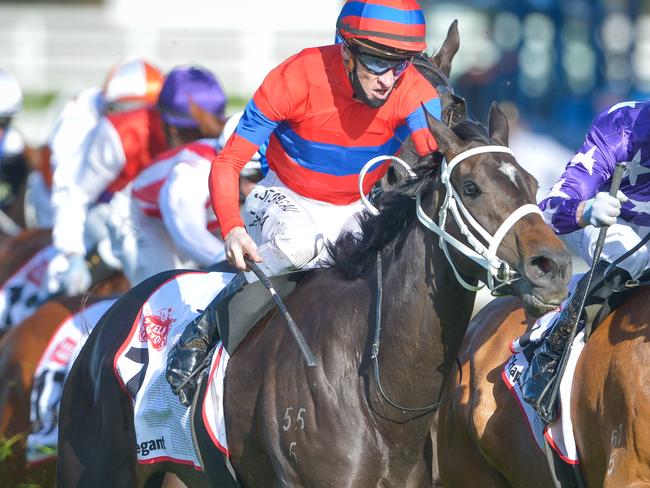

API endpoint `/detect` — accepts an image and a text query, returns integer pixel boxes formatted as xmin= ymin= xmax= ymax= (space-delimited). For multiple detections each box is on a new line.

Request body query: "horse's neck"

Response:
xmin=375 ymin=200 xmax=476 ymax=413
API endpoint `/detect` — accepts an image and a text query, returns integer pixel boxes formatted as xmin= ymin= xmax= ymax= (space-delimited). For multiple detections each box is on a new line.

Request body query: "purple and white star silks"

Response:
xmin=539 ymin=100 xmax=650 ymax=234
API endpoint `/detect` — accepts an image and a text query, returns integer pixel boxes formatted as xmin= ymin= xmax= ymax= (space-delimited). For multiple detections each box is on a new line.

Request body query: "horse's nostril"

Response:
xmin=530 ymin=256 xmax=554 ymax=275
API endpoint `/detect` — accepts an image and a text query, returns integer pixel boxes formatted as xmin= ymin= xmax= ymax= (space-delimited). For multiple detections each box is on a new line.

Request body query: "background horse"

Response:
xmin=0 ymin=291 xmax=129 ymax=487
xmin=0 ymin=227 xmax=129 ymax=339
xmin=437 ymin=284 xmax=650 ymax=487
xmin=57 ymin=98 xmax=572 ymax=487
xmin=0 ymin=297 xmax=85 ymax=486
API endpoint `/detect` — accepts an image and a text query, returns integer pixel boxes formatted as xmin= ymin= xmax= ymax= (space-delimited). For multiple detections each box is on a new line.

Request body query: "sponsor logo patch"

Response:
xmin=139 ymin=307 xmax=175 ymax=351
xmin=135 ymin=436 xmax=167 ymax=457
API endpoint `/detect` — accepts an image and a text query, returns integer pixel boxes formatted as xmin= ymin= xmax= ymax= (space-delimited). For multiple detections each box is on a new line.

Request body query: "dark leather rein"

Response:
xmin=370 ymin=251 xmax=462 ymax=414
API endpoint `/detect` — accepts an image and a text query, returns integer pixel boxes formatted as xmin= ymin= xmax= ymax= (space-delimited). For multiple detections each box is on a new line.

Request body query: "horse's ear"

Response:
xmin=189 ymin=101 xmax=226 ymax=139
xmin=424 ymin=104 xmax=460 ymax=155
xmin=488 ymin=102 xmax=509 ymax=147
xmin=431 ymin=20 xmax=460 ymax=79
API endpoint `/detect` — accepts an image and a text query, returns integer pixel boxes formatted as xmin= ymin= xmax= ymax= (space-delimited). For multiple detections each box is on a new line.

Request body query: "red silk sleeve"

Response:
xmin=209 ymin=134 xmax=260 ymax=238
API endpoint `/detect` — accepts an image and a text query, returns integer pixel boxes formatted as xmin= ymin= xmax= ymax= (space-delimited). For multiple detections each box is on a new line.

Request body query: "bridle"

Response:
xmin=358 ymin=146 xmax=542 ymax=413
xmin=359 ymin=147 xmax=543 ymax=293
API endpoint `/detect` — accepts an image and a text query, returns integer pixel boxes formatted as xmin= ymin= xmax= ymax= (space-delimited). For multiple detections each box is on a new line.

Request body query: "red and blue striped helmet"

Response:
xmin=336 ymin=0 xmax=427 ymax=58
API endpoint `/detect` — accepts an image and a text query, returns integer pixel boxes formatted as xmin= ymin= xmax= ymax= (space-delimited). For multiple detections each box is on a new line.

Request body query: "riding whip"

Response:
xmin=538 ymin=162 xmax=626 ymax=421
xmin=244 ymin=257 xmax=317 ymax=367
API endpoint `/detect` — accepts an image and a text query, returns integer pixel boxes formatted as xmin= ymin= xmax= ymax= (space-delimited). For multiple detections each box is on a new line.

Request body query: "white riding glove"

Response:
xmin=46 ymin=252 xmax=92 ymax=296
xmin=582 ymin=190 xmax=628 ymax=227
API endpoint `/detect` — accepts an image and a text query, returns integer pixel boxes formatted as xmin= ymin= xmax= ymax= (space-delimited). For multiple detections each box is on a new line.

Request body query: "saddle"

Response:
xmin=587 ymin=267 xmax=650 ymax=335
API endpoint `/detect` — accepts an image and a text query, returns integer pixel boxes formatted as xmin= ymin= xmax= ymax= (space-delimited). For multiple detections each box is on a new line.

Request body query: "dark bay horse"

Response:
xmin=57 ymin=100 xmax=571 ymax=487
xmin=438 ymin=286 xmax=650 ymax=487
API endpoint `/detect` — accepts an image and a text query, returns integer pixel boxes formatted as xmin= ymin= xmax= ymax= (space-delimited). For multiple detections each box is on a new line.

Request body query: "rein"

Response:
xmin=370 ymin=251 xmax=460 ymax=413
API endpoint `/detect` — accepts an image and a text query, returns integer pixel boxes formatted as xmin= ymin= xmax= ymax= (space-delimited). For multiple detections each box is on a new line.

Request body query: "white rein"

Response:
xmin=358 ymin=147 xmax=542 ymax=292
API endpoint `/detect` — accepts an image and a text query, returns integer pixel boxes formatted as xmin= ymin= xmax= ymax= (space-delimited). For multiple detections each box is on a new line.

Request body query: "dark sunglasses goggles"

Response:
xmin=355 ymin=51 xmax=412 ymax=77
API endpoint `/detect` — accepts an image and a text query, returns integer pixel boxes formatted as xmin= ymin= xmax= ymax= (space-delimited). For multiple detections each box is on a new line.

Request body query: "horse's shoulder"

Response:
xmin=465 ymin=296 xmax=524 ymax=348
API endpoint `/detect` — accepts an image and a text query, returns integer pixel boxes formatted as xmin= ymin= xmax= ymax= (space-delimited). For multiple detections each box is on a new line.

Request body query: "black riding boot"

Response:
xmin=521 ymin=259 xmax=632 ymax=422
xmin=166 ymin=273 xmax=246 ymax=406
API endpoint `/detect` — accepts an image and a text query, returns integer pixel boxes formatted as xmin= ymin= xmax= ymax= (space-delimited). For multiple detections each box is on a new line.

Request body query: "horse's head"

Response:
xmin=424 ymin=103 xmax=571 ymax=317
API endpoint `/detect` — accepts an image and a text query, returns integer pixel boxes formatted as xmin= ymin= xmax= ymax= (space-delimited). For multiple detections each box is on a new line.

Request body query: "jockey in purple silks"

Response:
xmin=523 ymin=100 xmax=650 ymax=417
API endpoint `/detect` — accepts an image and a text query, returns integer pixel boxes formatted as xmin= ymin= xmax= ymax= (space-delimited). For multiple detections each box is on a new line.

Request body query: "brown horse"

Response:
xmin=437 ymin=283 xmax=650 ymax=487
xmin=0 ymin=297 xmax=87 ymax=486
xmin=0 ymin=285 xmax=129 ymax=487
xmin=0 ymin=227 xmax=129 ymax=338
xmin=57 ymin=98 xmax=572 ymax=487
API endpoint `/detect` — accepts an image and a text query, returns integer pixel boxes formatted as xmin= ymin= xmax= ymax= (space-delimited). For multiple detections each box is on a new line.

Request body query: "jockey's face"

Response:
xmin=342 ymin=45 xmax=407 ymax=108
xmin=355 ymin=61 xmax=399 ymax=105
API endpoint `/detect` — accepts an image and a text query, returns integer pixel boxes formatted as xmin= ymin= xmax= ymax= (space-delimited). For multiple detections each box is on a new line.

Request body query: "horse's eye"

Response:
xmin=462 ymin=181 xmax=480 ymax=197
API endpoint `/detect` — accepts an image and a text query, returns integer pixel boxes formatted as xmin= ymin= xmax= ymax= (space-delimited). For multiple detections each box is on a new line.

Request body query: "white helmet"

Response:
xmin=0 ymin=69 xmax=23 ymax=117
xmin=219 ymin=110 xmax=262 ymax=177
xmin=102 ymin=57 xmax=164 ymax=109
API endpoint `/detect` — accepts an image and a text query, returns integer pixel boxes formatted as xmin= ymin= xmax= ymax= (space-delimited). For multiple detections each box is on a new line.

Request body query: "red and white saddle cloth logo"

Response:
xmin=502 ymin=306 xmax=584 ymax=465
xmin=113 ymin=271 xmax=235 ymax=470
xmin=139 ymin=306 xmax=174 ymax=351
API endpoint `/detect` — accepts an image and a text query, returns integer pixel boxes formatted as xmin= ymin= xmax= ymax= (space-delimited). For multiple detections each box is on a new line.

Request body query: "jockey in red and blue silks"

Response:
xmin=167 ymin=0 xmax=443 ymax=406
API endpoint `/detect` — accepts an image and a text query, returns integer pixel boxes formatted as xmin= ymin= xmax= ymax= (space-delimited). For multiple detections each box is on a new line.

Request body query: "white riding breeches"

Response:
xmin=560 ymin=221 xmax=650 ymax=279
xmin=243 ymin=170 xmax=364 ymax=280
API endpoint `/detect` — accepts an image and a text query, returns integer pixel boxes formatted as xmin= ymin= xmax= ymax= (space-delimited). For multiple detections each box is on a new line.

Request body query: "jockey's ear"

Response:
xmin=488 ymin=102 xmax=509 ymax=147
xmin=424 ymin=103 xmax=461 ymax=157
xmin=431 ymin=19 xmax=460 ymax=79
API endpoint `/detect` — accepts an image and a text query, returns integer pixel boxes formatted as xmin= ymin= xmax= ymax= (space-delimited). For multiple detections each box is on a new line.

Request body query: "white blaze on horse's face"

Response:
xmin=498 ymin=161 xmax=520 ymax=189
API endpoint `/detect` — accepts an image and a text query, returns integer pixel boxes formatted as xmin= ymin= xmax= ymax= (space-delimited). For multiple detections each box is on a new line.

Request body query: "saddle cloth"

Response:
xmin=114 ymin=271 xmax=233 ymax=469
xmin=26 ymin=298 xmax=116 ymax=464
xmin=0 ymin=244 xmax=56 ymax=330
xmin=502 ymin=296 xmax=584 ymax=465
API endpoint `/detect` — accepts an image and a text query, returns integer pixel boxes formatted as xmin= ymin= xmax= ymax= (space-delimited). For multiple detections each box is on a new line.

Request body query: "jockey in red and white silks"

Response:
xmin=128 ymin=111 xmax=263 ymax=286
xmin=42 ymin=59 xmax=166 ymax=295
xmin=129 ymin=141 xmax=224 ymax=285
xmin=27 ymin=58 xmax=165 ymax=230
xmin=103 ymin=66 xmax=228 ymax=287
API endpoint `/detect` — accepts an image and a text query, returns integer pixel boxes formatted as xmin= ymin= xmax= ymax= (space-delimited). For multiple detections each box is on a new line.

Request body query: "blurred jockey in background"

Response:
xmin=45 ymin=59 xmax=169 ymax=296
xmin=124 ymin=66 xmax=232 ymax=285
xmin=25 ymin=58 xmax=164 ymax=229
xmin=0 ymin=68 xmax=28 ymax=230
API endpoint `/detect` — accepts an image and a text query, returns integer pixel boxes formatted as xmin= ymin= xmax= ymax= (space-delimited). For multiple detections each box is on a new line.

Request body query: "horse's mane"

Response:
xmin=331 ymin=119 xmax=490 ymax=279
